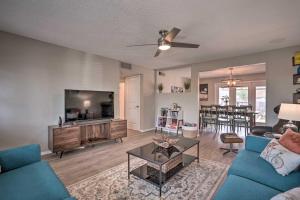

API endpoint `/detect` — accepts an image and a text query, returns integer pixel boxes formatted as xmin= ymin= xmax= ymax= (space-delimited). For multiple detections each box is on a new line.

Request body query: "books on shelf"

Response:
xmin=169 ymin=111 xmax=177 ymax=118
xmin=156 ymin=108 xmax=183 ymax=133
xmin=159 ymin=107 xmax=168 ymax=117
xmin=157 ymin=117 xmax=167 ymax=127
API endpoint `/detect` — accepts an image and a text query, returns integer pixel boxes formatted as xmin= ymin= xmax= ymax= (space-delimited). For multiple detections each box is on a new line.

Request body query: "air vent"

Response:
xmin=120 ymin=62 xmax=132 ymax=70
xmin=158 ymin=71 xmax=165 ymax=76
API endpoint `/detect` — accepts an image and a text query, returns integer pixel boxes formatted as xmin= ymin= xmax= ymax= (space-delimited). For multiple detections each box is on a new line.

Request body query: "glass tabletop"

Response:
xmin=127 ymin=137 xmax=199 ymax=165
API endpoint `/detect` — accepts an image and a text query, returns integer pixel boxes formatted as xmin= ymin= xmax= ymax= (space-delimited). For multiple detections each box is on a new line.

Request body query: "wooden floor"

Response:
xmin=46 ymin=129 xmax=245 ymax=186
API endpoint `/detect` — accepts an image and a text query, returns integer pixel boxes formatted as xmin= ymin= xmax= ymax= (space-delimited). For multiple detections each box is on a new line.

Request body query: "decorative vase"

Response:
xmin=58 ymin=116 xmax=63 ymax=127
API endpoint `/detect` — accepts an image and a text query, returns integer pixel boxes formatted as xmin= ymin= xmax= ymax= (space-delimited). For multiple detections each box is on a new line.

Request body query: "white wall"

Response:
xmin=156 ymin=46 xmax=300 ymax=125
xmin=120 ymin=65 xmax=155 ymax=131
xmin=0 ymin=32 xmax=120 ymax=151
xmin=157 ymin=67 xmax=191 ymax=93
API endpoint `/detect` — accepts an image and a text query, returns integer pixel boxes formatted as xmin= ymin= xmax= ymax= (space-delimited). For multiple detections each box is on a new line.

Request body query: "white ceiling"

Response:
xmin=199 ymin=63 xmax=266 ymax=79
xmin=0 ymin=0 xmax=300 ymax=69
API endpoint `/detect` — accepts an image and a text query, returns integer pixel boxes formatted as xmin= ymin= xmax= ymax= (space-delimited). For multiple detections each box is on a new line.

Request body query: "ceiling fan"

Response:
xmin=127 ymin=27 xmax=200 ymax=57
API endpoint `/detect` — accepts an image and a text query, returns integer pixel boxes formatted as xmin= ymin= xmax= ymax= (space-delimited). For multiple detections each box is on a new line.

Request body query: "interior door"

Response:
xmin=125 ymin=75 xmax=141 ymax=130
xmin=119 ymin=82 xmax=125 ymax=119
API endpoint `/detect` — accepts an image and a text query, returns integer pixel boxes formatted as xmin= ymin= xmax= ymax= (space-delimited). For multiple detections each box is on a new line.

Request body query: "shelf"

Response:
xmin=166 ymin=126 xmax=179 ymax=129
xmin=130 ymin=154 xmax=197 ymax=187
xmin=156 ymin=109 xmax=183 ymax=133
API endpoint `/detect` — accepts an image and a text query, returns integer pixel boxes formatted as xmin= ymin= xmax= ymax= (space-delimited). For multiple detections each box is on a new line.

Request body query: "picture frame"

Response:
xmin=293 ymin=74 xmax=300 ymax=85
xmin=293 ymin=93 xmax=300 ymax=104
xmin=171 ymin=86 xmax=183 ymax=93
xmin=199 ymin=84 xmax=208 ymax=101
xmin=293 ymin=57 xmax=296 ymax=66
xmin=293 ymin=52 xmax=300 ymax=66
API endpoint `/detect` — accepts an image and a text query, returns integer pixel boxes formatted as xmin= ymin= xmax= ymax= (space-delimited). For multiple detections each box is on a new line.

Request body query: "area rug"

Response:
xmin=67 ymin=158 xmax=229 ymax=200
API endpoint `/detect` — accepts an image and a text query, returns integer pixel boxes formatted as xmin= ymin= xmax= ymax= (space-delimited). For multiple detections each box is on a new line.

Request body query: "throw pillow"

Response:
xmin=260 ymin=139 xmax=300 ymax=176
xmin=279 ymin=128 xmax=300 ymax=154
xmin=271 ymin=187 xmax=300 ymax=200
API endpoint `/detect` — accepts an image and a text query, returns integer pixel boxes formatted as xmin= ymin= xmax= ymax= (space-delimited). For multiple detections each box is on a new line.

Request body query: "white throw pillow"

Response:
xmin=260 ymin=139 xmax=300 ymax=176
xmin=271 ymin=187 xmax=300 ymax=200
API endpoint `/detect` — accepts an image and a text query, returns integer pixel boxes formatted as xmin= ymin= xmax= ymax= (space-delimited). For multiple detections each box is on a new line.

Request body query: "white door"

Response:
xmin=125 ymin=75 xmax=141 ymax=130
xmin=119 ymin=82 xmax=125 ymax=119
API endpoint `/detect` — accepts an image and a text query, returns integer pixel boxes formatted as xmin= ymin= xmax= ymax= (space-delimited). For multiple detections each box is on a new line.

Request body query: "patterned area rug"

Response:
xmin=67 ymin=157 xmax=229 ymax=200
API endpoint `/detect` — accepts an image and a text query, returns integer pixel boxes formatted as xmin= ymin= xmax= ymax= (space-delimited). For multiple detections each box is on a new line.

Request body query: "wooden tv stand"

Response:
xmin=48 ymin=119 xmax=127 ymax=158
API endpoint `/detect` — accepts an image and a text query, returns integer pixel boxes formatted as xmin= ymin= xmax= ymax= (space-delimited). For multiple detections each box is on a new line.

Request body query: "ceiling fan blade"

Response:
xmin=126 ymin=44 xmax=157 ymax=47
xmin=154 ymin=49 xmax=161 ymax=57
xmin=170 ymin=42 xmax=199 ymax=48
xmin=164 ymin=27 xmax=181 ymax=42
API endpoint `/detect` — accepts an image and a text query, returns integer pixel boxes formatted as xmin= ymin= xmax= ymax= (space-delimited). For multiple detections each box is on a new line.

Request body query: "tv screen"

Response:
xmin=65 ymin=90 xmax=114 ymax=122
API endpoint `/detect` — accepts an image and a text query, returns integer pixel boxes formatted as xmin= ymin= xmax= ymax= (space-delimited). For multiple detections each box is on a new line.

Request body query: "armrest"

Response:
xmin=250 ymin=126 xmax=273 ymax=136
xmin=0 ymin=144 xmax=41 ymax=173
xmin=245 ymin=136 xmax=271 ymax=153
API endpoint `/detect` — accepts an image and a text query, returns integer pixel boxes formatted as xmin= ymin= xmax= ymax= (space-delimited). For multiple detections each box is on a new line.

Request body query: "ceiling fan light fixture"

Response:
xmin=158 ymin=39 xmax=171 ymax=51
xmin=158 ymin=44 xmax=171 ymax=51
xmin=127 ymin=27 xmax=199 ymax=57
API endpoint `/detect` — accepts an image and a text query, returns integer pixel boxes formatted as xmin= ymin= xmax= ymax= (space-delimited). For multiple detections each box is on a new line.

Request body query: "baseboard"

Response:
xmin=139 ymin=128 xmax=155 ymax=133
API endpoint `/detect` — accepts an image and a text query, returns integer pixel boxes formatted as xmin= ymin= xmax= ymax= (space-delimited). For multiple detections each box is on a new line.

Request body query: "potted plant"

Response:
xmin=184 ymin=79 xmax=191 ymax=91
xmin=158 ymin=83 xmax=163 ymax=93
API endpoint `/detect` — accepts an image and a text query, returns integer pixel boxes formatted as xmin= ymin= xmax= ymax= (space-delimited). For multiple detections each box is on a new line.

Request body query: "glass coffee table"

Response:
xmin=127 ymin=137 xmax=200 ymax=197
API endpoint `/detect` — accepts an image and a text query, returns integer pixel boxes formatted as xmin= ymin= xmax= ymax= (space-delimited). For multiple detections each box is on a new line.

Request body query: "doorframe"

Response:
xmin=119 ymin=81 xmax=125 ymax=119
xmin=124 ymin=74 xmax=142 ymax=131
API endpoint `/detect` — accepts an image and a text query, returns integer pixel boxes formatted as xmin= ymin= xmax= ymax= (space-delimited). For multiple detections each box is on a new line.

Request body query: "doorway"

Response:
xmin=198 ymin=63 xmax=267 ymax=125
xmin=125 ymin=75 xmax=141 ymax=130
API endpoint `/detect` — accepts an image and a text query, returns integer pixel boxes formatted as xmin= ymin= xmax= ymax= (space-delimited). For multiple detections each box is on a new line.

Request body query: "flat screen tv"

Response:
xmin=65 ymin=89 xmax=114 ymax=122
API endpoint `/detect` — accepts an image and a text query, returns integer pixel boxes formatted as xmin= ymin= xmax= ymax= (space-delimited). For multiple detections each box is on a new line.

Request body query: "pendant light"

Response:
xmin=221 ymin=68 xmax=240 ymax=87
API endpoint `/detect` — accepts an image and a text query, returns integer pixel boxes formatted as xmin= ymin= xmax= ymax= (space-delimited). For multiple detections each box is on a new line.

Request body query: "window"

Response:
xmin=256 ymin=86 xmax=266 ymax=123
xmin=216 ymin=81 xmax=266 ymax=123
xmin=218 ymin=87 xmax=230 ymax=105
xmin=236 ymin=87 xmax=248 ymax=106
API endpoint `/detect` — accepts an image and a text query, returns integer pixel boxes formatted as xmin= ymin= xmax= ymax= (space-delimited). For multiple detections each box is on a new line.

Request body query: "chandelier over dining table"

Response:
xmin=221 ymin=68 xmax=241 ymax=87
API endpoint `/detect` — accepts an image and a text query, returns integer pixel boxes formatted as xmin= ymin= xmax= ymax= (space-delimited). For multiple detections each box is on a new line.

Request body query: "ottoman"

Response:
xmin=220 ymin=133 xmax=243 ymax=155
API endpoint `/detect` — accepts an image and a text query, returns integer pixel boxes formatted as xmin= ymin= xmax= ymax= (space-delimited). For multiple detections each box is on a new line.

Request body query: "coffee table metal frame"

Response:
xmin=127 ymin=138 xmax=200 ymax=197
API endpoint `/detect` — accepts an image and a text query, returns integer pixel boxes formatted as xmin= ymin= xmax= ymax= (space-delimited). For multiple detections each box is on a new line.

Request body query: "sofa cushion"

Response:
xmin=228 ymin=150 xmax=300 ymax=191
xmin=245 ymin=135 xmax=271 ymax=153
xmin=0 ymin=144 xmax=41 ymax=172
xmin=279 ymin=128 xmax=300 ymax=154
xmin=260 ymin=139 xmax=300 ymax=176
xmin=0 ymin=160 xmax=70 ymax=200
xmin=213 ymin=175 xmax=280 ymax=200
xmin=271 ymin=187 xmax=300 ymax=200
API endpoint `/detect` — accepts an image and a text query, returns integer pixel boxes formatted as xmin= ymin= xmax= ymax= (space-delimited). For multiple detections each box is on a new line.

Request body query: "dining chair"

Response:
xmin=246 ymin=105 xmax=253 ymax=112
xmin=200 ymin=105 xmax=217 ymax=132
xmin=216 ymin=105 xmax=233 ymax=133
xmin=232 ymin=106 xmax=250 ymax=136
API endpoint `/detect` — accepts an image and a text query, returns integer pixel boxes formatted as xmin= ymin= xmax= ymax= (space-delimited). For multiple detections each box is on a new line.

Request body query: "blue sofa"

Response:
xmin=0 ymin=144 xmax=75 ymax=200
xmin=214 ymin=135 xmax=300 ymax=200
